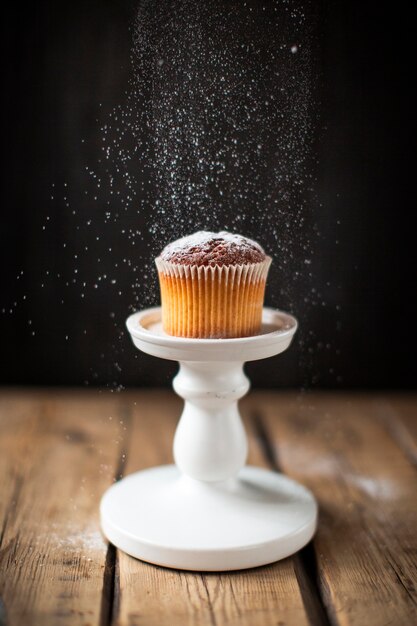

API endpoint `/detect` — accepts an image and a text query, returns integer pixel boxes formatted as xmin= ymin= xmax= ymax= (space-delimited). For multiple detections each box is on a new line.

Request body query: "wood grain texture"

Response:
xmin=0 ymin=389 xmax=416 ymax=626
xmin=0 ymin=390 xmax=126 ymax=626
xmin=375 ymin=394 xmax=417 ymax=469
xmin=249 ymin=391 xmax=417 ymax=626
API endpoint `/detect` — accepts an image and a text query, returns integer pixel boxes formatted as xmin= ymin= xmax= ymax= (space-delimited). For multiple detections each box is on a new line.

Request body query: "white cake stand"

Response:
xmin=100 ymin=307 xmax=317 ymax=571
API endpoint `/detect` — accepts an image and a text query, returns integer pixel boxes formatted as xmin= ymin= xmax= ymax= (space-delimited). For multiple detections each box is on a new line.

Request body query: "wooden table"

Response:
xmin=0 ymin=389 xmax=416 ymax=626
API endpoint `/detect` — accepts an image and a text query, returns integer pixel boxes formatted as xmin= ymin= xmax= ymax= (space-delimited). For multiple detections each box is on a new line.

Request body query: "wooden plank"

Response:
xmin=375 ymin=394 xmax=417 ymax=468
xmin=115 ymin=389 xmax=314 ymax=626
xmin=0 ymin=389 xmax=126 ymax=626
xmin=252 ymin=391 xmax=417 ymax=626
xmin=0 ymin=393 xmax=40 ymax=549
xmin=4 ymin=389 xmax=414 ymax=625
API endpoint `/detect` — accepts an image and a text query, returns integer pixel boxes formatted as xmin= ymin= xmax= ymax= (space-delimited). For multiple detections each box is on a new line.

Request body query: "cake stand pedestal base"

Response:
xmin=100 ymin=307 xmax=318 ymax=571
xmin=101 ymin=465 xmax=317 ymax=571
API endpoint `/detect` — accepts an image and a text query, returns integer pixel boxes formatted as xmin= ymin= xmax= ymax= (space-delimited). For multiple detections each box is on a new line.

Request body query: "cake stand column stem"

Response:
xmin=172 ymin=361 xmax=250 ymax=482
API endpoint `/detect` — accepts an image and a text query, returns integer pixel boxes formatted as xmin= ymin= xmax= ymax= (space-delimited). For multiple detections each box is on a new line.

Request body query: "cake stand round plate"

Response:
xmin=100 ymin=464 xmax=317 ymax=571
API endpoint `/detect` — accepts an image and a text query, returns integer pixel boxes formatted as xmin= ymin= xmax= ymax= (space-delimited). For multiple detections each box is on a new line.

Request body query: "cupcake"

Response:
xmin=155 ymin=231 xmax=271 ymax=338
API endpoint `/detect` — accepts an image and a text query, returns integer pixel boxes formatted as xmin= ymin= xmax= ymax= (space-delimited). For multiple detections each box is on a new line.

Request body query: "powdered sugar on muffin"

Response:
xmin=160 ymin=231 xmax=266 ymax=266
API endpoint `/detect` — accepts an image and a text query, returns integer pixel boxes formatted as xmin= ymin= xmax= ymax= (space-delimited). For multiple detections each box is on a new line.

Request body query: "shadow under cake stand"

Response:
xmin=100 ymin=307 xmax=317 ymax=571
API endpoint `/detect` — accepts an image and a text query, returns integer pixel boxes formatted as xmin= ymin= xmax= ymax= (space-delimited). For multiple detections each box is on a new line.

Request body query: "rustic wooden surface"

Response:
xmin=0 ymin=389 xmax=416 ymax=626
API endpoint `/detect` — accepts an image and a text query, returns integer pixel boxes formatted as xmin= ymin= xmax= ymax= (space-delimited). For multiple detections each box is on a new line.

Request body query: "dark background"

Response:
xmin=1 ymin=1 xmax=416 ymax=389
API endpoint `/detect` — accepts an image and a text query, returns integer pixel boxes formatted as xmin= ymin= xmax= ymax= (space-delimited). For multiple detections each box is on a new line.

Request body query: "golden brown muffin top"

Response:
xmin=159 ymin=231 xmax=266 ymax=266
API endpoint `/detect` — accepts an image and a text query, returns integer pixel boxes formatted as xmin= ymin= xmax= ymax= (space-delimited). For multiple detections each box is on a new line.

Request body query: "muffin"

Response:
xmin=155 ymin=231 xmax=271 ymax=338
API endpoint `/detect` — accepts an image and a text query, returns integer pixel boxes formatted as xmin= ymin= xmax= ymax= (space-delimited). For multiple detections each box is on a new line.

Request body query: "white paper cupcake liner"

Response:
xmin=155 ymin=256 xmax=271 ymax=338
